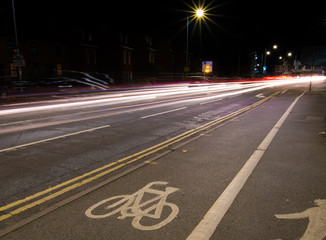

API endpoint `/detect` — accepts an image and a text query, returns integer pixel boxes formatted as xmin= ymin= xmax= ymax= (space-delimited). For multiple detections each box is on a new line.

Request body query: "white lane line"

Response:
xmin=200 ymin=98 xmax=224 ymax=105
xmin=140 ymin=107 xmax=187 ymax=119
xmin=186 ymin=92 xmax=306 ymax=240
xmin=0 ymin=125 xmax=111 ymax=153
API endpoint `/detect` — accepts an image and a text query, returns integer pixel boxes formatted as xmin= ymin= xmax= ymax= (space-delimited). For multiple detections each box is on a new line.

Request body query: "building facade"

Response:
xmin=0 ymin=26 xmax=200 ymax=87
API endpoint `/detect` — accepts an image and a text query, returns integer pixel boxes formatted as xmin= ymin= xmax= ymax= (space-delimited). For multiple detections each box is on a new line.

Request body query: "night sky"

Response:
xmin=5 ymin=0 xmax=326 ymax=63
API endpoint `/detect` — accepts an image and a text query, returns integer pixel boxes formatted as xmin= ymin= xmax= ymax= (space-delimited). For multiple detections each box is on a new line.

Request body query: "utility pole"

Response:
xmin=11 ymin=0 xmax=24 ymax=84
xmin=185 ymin=16 xmax=189 ymax=76
xmin=11 ymin=0 xmax=19 ymax=49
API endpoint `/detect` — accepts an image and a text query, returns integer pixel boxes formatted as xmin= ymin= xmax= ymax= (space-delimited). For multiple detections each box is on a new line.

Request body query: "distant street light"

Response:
xmin=288 ymin=52 xmax=292 ymax=57
xmin=262 ymin=44 xmax=278 ymax=75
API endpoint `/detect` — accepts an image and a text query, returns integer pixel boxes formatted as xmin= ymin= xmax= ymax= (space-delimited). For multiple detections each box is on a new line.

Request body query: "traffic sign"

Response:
xmin=13 ymin=49 xmax=26 ymax=67
xmin=13 ymin=58 xmax=25 ymax=67
xmin=202 ymin=61 xmax=213 ymax=73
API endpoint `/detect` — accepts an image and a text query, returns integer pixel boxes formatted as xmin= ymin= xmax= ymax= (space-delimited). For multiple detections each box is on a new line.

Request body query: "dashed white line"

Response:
xmin=140 ymin=107 xmax=187 ymax=119
xmin=0 ymin=125 xmax=111 ymax=153
xmin=200 ymin=98 xmax=224 ymax=105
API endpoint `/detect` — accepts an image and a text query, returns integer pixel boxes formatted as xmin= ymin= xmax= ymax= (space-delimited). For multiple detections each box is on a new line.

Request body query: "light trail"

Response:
xmin=0 ymin=77 xmax=324 ymax=117
xmin=0 ymin=95 xmax=156 ymax=116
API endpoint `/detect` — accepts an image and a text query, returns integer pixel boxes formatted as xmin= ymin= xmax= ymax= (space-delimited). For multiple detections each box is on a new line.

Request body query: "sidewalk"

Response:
xmin=1 ymin=84 xmax=325 ymax=240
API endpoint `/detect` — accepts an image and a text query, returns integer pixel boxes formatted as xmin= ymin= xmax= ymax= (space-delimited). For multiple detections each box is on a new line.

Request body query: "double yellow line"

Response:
xmin=0 ymin=91 xmax=280 ymax=222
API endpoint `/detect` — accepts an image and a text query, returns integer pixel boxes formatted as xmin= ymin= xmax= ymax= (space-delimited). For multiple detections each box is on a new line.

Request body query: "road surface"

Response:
xmin=0 ymin=78 xmax=325 ymax=239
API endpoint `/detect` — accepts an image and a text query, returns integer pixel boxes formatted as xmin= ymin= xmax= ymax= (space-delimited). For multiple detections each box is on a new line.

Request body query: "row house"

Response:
xmin=0 ymin=36 xmax=67 ymax=81
xmin=0 ymin=28 xmax=199 ymax=86
xmin=97 ymin=31 xmax=134 ymax=83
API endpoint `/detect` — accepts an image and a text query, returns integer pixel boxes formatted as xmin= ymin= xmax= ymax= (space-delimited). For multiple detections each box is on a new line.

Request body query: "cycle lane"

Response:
xmin=1 ymin=89 xmax=320 ymax=240
xmin=210 ymin=89 xmax=326 ymax=240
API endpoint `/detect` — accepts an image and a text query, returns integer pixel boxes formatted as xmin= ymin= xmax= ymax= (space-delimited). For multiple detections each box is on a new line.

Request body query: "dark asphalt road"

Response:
xmin=0 ymin=83 xmax=275 ymax=209
xmin=0 ymin=80 xmax=325 ymax=239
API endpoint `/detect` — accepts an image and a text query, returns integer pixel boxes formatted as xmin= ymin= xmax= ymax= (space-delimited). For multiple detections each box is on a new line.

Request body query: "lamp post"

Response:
xmin=185 ymin=8 xmax=205 ymax=74
xmin=263 ymin=49 xmax=268 ymax=75
xmin=11 ymin=0 xmax=18 ymax=50
xmin=262 ymin=44 xmax=278 ymax=75
xmin=11 ymin=0 xmax=24 ymax=84
xmin=186 ymin=16 xmax=189 ymax=73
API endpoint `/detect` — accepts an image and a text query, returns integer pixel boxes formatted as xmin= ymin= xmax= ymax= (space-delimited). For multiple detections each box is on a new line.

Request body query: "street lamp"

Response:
xmin=11 ymin=0 xmax=24 ymax=83
xmin=186 ymin=7 xmax=206 ymax=73
xmin=262 ymin=44 xmax=278 ymax=75
xmin=196 ymin=9 xmax=204 ymax=18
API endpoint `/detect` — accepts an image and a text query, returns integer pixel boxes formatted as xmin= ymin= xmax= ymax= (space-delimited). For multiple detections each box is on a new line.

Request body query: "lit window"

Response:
xmin=10 ymin=63 xmax=17 ymax=77
xmin=57 ymin=64 xmax=62 ymax=76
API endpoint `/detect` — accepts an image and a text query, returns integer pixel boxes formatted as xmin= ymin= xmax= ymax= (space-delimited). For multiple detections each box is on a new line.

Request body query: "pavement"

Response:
xmin=0 ymin=84 xmax=325 ymax=240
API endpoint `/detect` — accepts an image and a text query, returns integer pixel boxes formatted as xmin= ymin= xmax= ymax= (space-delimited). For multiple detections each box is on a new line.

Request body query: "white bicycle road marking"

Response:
xmin=275 ymin=199 xmax=326 ymax=240
xmin=85 ymin=181 xmax=180 ymax=231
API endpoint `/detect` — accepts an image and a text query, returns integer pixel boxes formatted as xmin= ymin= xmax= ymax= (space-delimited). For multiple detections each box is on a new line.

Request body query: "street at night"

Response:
xmin=0 ymin=78 xmax=326 ymax=239
xmin=1 ymin=0 xmax=326 ymax=239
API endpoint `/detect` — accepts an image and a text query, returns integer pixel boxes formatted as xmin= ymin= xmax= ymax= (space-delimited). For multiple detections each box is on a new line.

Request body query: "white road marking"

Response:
xmin=275 ymin=199 xmax=326 ymax=240
xmin=85 ymin=181 xmax=179 ymax=231
xmin=0 ymin=125 xmax=110 ymax=153
xmin=200 ymin=98 xmax=224 ymax=105
xmin=140 ymin=107 xmax=187 ymax=119
xmin=186 ymin=92 xmax=306 ymax=240
xmin=256 ymin=93 xmax=265 ymax=98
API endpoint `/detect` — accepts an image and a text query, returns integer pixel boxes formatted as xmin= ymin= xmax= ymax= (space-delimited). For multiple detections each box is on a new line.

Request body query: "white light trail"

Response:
xmin=0 ymin=76 xmax=324 ymax=116
xmin=0 ymin=95 xmax=156 ymax=116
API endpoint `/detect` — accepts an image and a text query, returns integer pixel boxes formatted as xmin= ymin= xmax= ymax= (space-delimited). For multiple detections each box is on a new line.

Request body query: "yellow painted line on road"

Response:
xmin=0 ymin=91 xmax=280 ymax=222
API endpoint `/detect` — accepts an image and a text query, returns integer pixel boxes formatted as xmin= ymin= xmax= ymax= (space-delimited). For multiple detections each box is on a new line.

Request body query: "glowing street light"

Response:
xmin=184 ymin=1 xmax=218 ymax=73
xmin=196 ymin=8 xmax=204 ymax=18
xmin=186 ymin=6 xmax=206 ymax=72
xmin=273 ymin=45 xmax=278 ymax=49
xmin=288 ymin=52 xmax=292 ymax=57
